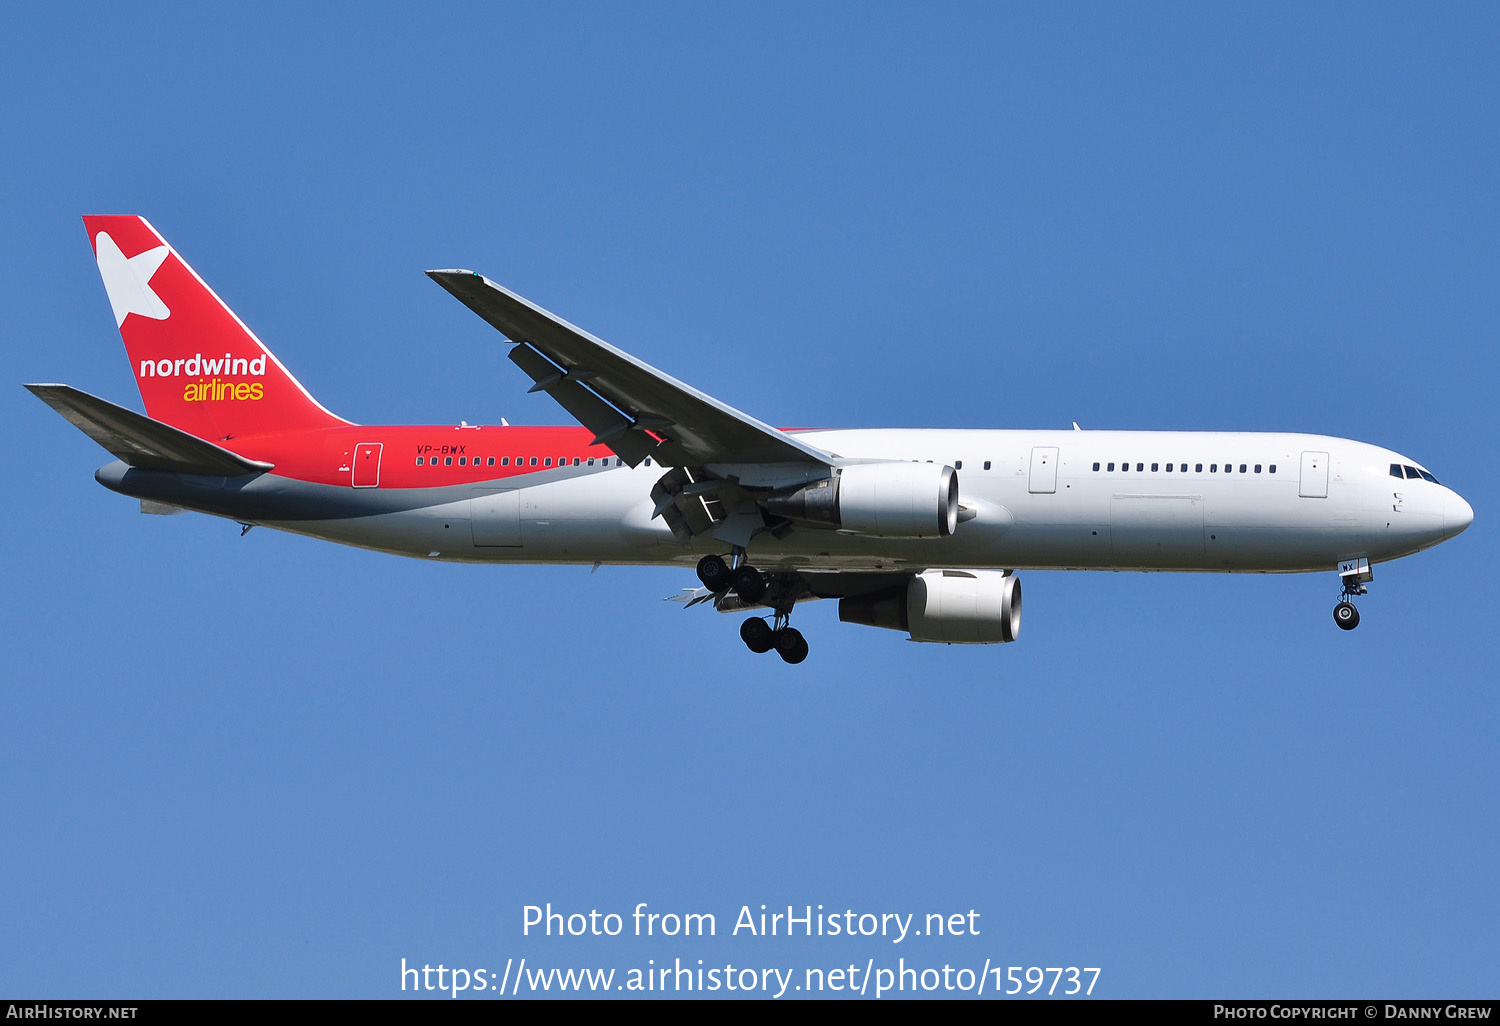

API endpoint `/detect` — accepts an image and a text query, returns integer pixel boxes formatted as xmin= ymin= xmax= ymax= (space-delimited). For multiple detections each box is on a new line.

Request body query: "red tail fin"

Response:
xmin=83 ymin=216 xmax=349 ymax=440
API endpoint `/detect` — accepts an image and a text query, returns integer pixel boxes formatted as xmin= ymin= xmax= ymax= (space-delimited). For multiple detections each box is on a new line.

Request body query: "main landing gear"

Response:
xmin=696 ymin=553 xmax=732 ymax=592
xmin=696 ymin=553 xmax=766 ymax=604
xmin=698 ymin=553 xmax=807 ymax=663
xmin=740 ymin=613 xmax=808 ymax=664
xmin=1333 ymin=557 xmax=1373 ymax=631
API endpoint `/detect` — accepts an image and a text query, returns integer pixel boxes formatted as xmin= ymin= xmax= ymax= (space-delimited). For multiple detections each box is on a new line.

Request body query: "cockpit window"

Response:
xmin=1392 ymin=462 xmax=1441 ymax=483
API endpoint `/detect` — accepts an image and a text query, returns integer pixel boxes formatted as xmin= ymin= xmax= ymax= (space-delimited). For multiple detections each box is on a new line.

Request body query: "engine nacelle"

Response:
xmin=838 ymin=569 xmax=1021 ymax=644
xmin=766 ymin=463 xmax=959 ymax=538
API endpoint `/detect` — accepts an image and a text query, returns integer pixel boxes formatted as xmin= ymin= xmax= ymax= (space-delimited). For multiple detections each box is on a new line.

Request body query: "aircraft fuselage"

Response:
xmin=95 ymin=427 xmax=1472 ymax=574
xmin=40 ymin=216 xmax=1474 ymax=657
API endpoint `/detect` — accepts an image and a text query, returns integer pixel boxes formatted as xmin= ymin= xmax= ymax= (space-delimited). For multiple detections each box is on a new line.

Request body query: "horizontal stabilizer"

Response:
xmin=25 ymin=384 xmax=273 ymax=475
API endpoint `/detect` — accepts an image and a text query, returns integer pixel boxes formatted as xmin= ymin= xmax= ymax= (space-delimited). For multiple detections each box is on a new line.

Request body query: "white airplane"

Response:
xmin=30 ymin=217 xmax=1474 ymax=663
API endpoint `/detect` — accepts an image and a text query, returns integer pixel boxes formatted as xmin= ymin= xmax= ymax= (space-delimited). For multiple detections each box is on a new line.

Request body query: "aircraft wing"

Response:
xmin=25 ymin=384 xmax=274 ymax=476
xmin=426 ymin=270 xmax=834 ymax=471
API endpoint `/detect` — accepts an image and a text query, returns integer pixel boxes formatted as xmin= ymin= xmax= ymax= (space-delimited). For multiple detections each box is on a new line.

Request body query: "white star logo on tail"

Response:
xmin=95 ymin=231 xmax=170 ymax=326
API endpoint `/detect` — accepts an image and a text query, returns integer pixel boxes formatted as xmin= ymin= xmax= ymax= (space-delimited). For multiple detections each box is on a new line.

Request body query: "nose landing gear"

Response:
xmin=1333 ymin=557 xmax=1373 ymax=631
xmin=1333 ymin=601 xmax=1360 ymax=630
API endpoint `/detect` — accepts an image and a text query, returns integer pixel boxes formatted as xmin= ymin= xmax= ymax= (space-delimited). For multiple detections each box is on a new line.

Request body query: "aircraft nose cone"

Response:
xmin=1445 ymin=491 xmax=1474 ymax=538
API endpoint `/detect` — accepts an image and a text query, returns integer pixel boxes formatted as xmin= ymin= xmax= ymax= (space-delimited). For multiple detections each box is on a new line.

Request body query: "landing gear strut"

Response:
xmin=1333 ymin=558 xmax=1372 ymax=631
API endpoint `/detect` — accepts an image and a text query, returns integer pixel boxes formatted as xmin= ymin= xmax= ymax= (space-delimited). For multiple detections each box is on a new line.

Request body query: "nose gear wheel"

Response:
xmin=1333 ymin=600 xmax=1360 ymax=630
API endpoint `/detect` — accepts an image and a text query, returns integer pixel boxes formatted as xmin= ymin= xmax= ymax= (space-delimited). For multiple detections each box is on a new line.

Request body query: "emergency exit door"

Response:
xmin=1029 ymin=447 xmax=1059 ymax=494
xmin=353 ymin=442 xmax=383 ymax=487
xmin=1299 ymin=451 xmax=1328 ymax=498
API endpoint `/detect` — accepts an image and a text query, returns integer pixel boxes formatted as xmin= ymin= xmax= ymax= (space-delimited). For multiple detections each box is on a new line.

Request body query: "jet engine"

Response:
xmin=838 ymin=569 xmax=1021 ymax=644
xmin=765 ymin=463 xmax=959 ymax=538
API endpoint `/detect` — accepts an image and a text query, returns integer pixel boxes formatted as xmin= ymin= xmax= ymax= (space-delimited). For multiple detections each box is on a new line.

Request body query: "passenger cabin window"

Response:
xmin=416 ymin=457 xmax=424 ymax=465
xmin=1136 ymin=463 xmax=1143 ymax=472
xmin=1210 ymin=464 xmax=1217 ymax=472
xmin=1196 ymin=463 xmax=1203 ymax=472
xmin=983 ymin=461 xmax=992 ymax=470
xmin=1270 ymin=465 xmax=1276 ymax=473
xmin=487 ymin=457 xmax=495 ymax=466
xmin=444 ymin=457 xmax=452 ymax=466
xmin=501 ymin=457 xmax=509 ymax=466
xmin=1255 ymin=464 xmax=1262 ymax=473
xmin=1166 ymin=463 xmax=1173 ymax=472
xmin=955 ymin=460 xmax=963 ymax=470
xmin=1151 ymin=463 xmax=1159 ymax=472
xmin=1107 ymin=462 xmax=1115 ymax=471
xmin=529 ymin=457 xmax=537 ymax=466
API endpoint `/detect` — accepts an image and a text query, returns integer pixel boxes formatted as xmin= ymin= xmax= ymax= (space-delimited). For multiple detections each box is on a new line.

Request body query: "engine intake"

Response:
xmin=839 ymin=569 xmax=1021 ymax=644
xmin=765 ymin=463 xmax=959 ymax=538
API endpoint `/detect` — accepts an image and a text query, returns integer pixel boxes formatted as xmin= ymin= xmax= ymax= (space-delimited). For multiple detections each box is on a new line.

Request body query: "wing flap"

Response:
xmin=507 ymin=342 xmax=661 ymax=465
xmin=427 ymin=270 xmax=832 ymax=470
xmin=26 ymin=384 xmax=274 ymax=475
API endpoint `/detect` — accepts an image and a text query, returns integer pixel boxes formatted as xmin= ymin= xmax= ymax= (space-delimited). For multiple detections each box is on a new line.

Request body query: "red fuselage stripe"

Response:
xmin=224 ymin=424 xmax=625 ymax=488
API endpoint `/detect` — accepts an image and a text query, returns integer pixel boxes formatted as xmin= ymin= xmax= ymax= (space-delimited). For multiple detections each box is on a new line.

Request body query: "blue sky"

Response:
xmin=2 ymin=3 xmax=1496 ymax=999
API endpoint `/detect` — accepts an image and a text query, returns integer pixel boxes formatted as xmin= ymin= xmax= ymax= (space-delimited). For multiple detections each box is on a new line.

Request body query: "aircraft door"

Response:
xmin=1029 ymin=447 xmax=1059 ymax=494
xmin=1299 ymin=451 xmax=1328 ymax=498
xmin=352 ymin=442 xmax=382 ymax=487
xmin=471 ymin=488 xmax=522 ymax=546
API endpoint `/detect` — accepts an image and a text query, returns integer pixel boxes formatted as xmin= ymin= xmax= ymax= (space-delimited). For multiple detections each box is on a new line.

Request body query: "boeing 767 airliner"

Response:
xmin=29 ymin=217 xmax=1473 ymax=663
